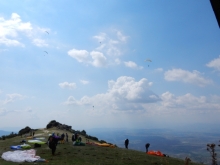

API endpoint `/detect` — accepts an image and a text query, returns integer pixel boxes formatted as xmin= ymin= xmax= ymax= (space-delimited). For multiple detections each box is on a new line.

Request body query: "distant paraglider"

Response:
xmin=145 ymin=59 xmax=152 ymax=62
xmin=44 ymin=51 xmax=48 ymax=56
xmin=145 ymin=59 xmax=152 ymax=67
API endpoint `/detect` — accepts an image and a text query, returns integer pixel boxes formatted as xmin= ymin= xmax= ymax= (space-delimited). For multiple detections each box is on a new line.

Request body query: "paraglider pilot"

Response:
xmin=145 ymin=143 xmax=150 ymax=152
xmin=125 ymin=139 xmax=129 ymax=149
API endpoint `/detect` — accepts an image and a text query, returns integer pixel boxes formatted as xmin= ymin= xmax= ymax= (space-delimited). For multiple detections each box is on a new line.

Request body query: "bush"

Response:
xmin=85 ymin=135 xmax=99 ymax=141
xmin=99 ymin=140 xmax=107 ymax=143
xmin=81 ymin=130 xmax=86 ymax=136
xmin=19 ymin=126 xmax=31 ymax=135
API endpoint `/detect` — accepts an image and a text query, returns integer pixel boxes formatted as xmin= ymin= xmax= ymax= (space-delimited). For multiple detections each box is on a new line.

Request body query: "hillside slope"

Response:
xmin=0 ymin=127 xmax=203 ymax=165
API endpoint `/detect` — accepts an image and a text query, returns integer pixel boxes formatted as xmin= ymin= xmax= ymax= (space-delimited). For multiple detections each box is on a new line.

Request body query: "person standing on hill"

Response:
xmin=125 ymin=139 xmax=129 ymax=149
xmin=61 ymin=133 xmax=65 ymax=143
xmin=72 ymin=134 xmax=75 ymax=145
xmin=145 ymin=143 xmax=150 ymax=152
xmin=48 ymin=135 xmax=56 ymax=156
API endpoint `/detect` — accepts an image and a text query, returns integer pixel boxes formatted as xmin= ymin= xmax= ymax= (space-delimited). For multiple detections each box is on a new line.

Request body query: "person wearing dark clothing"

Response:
xmin=125 ymin=139 xmax=129 ymax=149
xmin=60 ymin=133 xmax=65 ymax=143
xmin=145 ymin=143 xmax=150 ymax=152
xmin=61 ymin=133 xmax=65 ymax=140
xmin=72 ymin=134 xmax=75 ymax=141
xmin=66 ymin=133 xmax=68 ymax=142
xmin=78 ymin=136 xmax=82 ymax=142
xmin=48 ymin=136 xmax=56 ymax=156
xmin=33 ymin=131 xmax=35 ymax=136
xmin=72 ymin=134 xmax=76 ymax=145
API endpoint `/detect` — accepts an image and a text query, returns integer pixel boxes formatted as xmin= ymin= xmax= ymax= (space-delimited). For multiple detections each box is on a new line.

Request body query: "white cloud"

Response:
xmin=68 ymin=30 xmax=129 ymax=67
xmin=93 ymin=32 xmax=106 ymax=42
xmin=115 ymin=58 xmax=121 ymax=65
xmin=32 ymin=38 xmax=48 ymax=47
xmin=68 ymin=49 xmax=89 ymax=63
xmin=64 ymin=96 xmax=77 ymax=105
xmin=0 ymin=13 xmax=32 ymax=47
xmin=67 ymin=49 xmax=108 ymax=67
xmin=160 ymin=91 xmax=220 ymax=112
xmin=80 ymin=80 xmax=89 ymax=85
xmin=0 ymin=13 xmax=52 ymax=48
xmin=124 ymin=61 xmax=143 ymax=70
xmin=206 ymin=56 xmax=220 ymax=71
xmin=63 ymin=76 xmax=160 ymax=111
xmin=90 ymin=51 xmax=107 ymax=67
xmin=59 ymin=82 xmax=76 ymax=90
xmin=0 ymin=38 xmax=24 ymax=47
xmin=3 ymin=93 xmax=24 ymax=104
xmin=64 ymin=96 xmax=90 ymax=105
xmin=94 ymin=29 xmax=129 ymax=57
xmin=155 ymin=68 xmax=163 ymax=72
xmin=164 ymin=69 xmax=213 ymax=87
xmin=116 ymin=30 xmax=128 ymax=42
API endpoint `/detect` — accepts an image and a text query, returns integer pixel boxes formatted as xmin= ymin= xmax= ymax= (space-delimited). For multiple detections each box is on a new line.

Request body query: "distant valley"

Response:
xmin=0 ymin=130 xmax=11 ymax=136
xmin=87 ymin=128 xmax=220 ymax=164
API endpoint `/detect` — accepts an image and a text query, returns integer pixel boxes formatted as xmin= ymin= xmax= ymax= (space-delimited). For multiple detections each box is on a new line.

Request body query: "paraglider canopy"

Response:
xmin=145 ymin=59 xmax=152 ymax=62
xmin=145 ymin=59 xmax=152 ymax=67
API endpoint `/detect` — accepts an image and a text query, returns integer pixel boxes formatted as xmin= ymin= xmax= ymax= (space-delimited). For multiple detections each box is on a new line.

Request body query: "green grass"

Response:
xmin=0 ymin=128 xmax=203 ymax=165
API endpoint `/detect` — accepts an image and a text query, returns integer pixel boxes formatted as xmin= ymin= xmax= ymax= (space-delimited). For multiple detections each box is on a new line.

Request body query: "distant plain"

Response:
xmin=87 ymin=128 xmax=220 ymax=164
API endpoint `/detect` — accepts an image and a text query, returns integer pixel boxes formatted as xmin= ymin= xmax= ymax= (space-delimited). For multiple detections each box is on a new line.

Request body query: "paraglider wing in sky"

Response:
xmin=145 ymin=59 xmax=152 ymax=62
xmin=145 ymin=59 xmax=152 ymax=67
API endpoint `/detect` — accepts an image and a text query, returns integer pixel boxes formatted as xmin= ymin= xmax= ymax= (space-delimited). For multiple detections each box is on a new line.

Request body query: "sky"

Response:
xmin=0 ymin=0 xmax=220 ymax=132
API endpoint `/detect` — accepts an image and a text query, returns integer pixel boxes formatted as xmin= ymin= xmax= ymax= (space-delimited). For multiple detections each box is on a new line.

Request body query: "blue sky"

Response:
xmin=0 ymin=0 xmax=220 ymax=132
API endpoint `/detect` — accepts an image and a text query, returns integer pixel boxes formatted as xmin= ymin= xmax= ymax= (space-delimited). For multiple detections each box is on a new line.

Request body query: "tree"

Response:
xmin=207 ymin=143 xmax=217 ymax=165
xmin=81 ymin=130 xmax=86 ymax=136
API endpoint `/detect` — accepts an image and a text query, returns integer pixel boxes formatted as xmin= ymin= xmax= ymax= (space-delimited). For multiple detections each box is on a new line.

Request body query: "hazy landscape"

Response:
xmin=87 ymin=128 xmax=220 ymax=164
xmin=1 ymin=124 xmax=220 ymax=164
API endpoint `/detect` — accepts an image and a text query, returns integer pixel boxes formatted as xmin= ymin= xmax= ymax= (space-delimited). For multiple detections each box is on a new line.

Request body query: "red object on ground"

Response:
xmin=147 ymin=150 xmax=164 ymax=157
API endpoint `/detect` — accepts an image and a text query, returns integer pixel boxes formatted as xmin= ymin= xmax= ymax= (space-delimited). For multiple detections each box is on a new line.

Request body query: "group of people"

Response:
xmin=48 ymin=132 xmax=83 ymax=155
xmin=49 ymin=134 xmax=151 ymax=156
xmin=48 ymin=132 xmax=69 ymax=155
xmin=124 ymin=139 xmax=150 ymax=152
xmin=71 ymin=133 xmax=82 ymax=144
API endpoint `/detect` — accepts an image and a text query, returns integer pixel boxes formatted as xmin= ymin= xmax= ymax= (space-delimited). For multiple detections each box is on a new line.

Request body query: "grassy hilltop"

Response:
xmin=0 ymin=127 xmax=203 ymax=165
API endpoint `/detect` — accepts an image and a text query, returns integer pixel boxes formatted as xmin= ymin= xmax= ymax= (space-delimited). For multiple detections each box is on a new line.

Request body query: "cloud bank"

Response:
xmin=164 ymin=69 xmax=213 ymax=87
